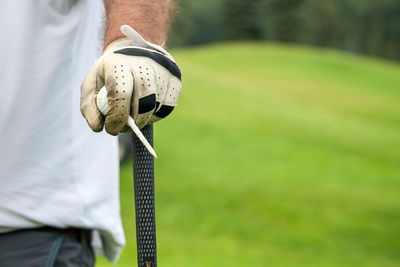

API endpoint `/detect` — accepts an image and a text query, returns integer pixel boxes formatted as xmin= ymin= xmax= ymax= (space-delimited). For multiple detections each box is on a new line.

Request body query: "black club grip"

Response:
xmin=131 ymin=124 xmax=157 ymax=267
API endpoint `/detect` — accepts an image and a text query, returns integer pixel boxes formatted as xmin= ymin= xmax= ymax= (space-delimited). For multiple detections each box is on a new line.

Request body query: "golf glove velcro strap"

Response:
xmin=80 ymin=25 xmax=182 ymax=135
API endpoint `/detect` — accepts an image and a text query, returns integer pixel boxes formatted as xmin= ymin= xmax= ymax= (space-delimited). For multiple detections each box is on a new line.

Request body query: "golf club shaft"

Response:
xmin=131 ymin=124 xmax=157 ymax=267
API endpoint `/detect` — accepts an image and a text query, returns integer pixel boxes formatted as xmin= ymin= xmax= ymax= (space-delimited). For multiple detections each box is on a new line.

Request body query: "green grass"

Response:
xmin=97 ymin=43 xmax=400 ymax=266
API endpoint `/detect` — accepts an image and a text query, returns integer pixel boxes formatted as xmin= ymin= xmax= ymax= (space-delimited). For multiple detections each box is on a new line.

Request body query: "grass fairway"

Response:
xmin=97 ymin=43 xmax=400 ymax=267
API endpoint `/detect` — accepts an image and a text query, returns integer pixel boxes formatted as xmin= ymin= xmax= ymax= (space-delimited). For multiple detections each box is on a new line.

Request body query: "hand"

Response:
xmin=80 ymin=25 xmax=182 ymax=135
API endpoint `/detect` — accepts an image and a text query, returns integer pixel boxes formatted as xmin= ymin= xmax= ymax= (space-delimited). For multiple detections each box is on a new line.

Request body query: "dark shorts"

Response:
xmin=0 ymin=227 xmax=95 ymax=267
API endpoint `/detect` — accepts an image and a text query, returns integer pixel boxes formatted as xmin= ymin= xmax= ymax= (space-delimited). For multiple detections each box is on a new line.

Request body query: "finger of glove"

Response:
xmin=131 ymin=61 xmax=157 ymax=129
xmin=104 ymin=62 xmax=134 ymax=136
xmin=148 ymin=77 xmax=182 ymax=124
xmin=159 ymin=76 xmax=182 ymax=107
xmin=80 ymin=62 xmax=105 ymax=132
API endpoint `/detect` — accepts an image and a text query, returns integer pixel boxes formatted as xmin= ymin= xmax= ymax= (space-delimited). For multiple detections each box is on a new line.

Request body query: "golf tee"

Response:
xmin=127 ymin=116 xmax=158 ymax=158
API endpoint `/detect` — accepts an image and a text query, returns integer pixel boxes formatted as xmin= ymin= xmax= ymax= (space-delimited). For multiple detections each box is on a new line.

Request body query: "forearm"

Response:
xmin=103 ymin=0 xmax=176 ymax=49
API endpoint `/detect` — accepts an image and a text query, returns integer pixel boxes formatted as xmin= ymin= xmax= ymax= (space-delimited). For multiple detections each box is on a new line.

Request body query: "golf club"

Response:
xmin=96 ymin=86 xmax=158 ymax=266
xmin=131 ymin=125 xmax=157 ymax=267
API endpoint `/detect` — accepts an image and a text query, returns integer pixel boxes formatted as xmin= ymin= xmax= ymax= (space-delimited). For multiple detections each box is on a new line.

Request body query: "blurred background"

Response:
xmin=169 ymin=0 xmax=400 ymax=60
xmin=101 ymin=0 xmax=400 ymax=266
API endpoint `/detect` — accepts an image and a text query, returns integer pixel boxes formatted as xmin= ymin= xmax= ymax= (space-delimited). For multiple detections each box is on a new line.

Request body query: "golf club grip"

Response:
xmin=131 ymin=124 xmax=157 ymax=267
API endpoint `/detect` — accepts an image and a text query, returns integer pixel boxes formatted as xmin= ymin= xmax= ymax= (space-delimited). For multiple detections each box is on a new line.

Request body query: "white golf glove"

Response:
xmin=81 ymin=25 xmax=182 ymax=135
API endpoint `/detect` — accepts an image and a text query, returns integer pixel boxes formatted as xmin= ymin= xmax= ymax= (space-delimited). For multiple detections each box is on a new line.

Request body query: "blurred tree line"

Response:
xmin=169 ymin=0 xmax=400 ymax=61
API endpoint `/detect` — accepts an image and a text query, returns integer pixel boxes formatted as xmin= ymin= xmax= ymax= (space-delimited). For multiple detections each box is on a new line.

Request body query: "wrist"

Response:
xmin=103 ymin=32 xmax=125 ymax=51
xmin=103 ymin=25 xmax=171 ymax=61
xmin=104 ymin=26 xmax=165 ymax=51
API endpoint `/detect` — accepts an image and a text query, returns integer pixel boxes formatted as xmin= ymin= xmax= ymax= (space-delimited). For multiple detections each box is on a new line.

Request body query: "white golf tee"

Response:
xmin=96 ymin=87 xmax=157 ymax=158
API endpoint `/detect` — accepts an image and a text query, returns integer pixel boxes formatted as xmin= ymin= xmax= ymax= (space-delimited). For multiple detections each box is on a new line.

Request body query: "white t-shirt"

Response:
xmin=0 ymin=0 xmax=124 ymax=263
